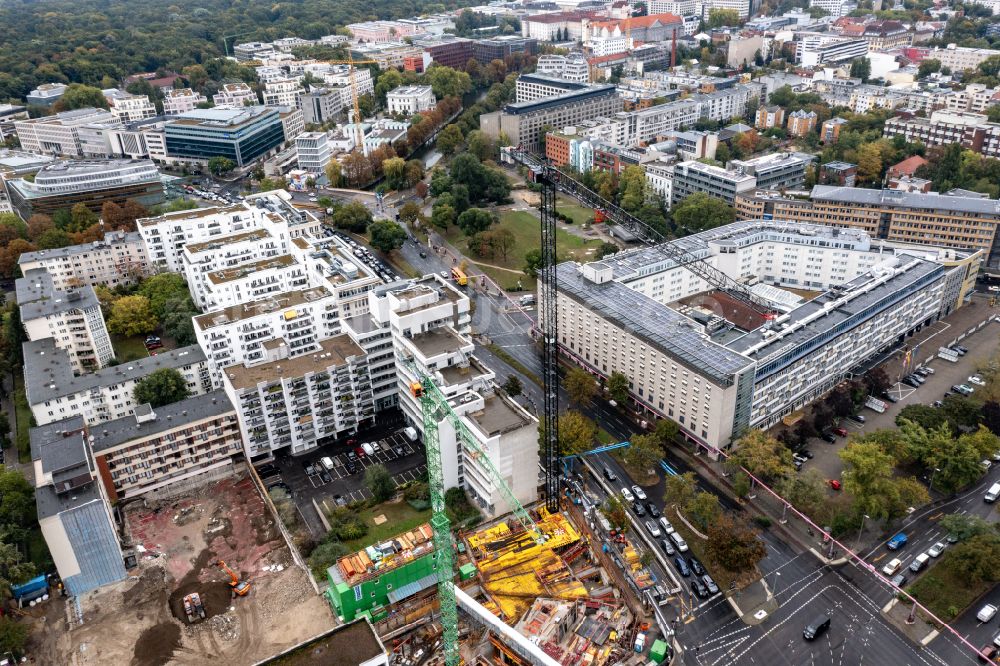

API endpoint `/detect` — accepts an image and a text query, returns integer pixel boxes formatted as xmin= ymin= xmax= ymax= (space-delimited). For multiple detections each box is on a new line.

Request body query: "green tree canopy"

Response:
xmin=139 ymin=273 xmax=194 ymax=319
xmin=456 ymin=207 xmax=495 ymax=236
xmin=671 ymin=192 xmax=736 ymax=233
xmin=330 ymin=201 xmax=373 ymax=233
xmin=133 ymin=368 xmax=191 ymax=408
xmin=368 ymin=219 xmax=407 ymax=253
xmin=365 ymin=464 xmax=395 ymax=502
xmin=564 ymin=367 xmax=597 ymax=405
xmin=107 ymin=295 xmax=158 ymax=337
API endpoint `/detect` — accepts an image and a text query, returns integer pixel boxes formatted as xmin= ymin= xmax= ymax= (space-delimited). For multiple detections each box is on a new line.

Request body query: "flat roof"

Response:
xmin=467 ymin=393 xmax=534 ymax=437
xmin=89 ymin=390 xmax=234 ymax=453
xmin=252 ymin=619 xmax=386 ymax=666
xmin=18 ymin=231 xmax=140 ymax=265
xmin=29 ymin=416 xmax=87 ymax=474
xmin=35 ymin=479 xmax=102 ymax=520
xmin=502 ymin=84 xmax=618 ymax=115
xmin=23 ymin=339 xmax=206 ymax=405
xmin=810 ymin=185 xmax=1000 ymax=215
xmin=223 ymin=334 xmax=364 ymax=390
xmin=185 ymin=228 xmax=271 ymax=254
xmin=206 ymin=254 xmax=296 ymax=285
xmin=557 ymin=262 xmax=753 ymax=385
xmin=194 ymin=286 xmax=334 ymax=330
xmin=410 ymin=327 xmax=468 ymax=358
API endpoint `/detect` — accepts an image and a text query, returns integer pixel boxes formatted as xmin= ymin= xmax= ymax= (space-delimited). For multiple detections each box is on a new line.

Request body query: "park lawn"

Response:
xmin=13 ymin=376 xmax=32 ymax=463
xmin=555 ymin=196 xmax=595 ymax=225
xmin=341 ymin=500 xmax=432 ymax=552
xmin=110 ymin=334 xmax=151 ymax=363
xmin=907 ymin=555 xmax=991 ymax=622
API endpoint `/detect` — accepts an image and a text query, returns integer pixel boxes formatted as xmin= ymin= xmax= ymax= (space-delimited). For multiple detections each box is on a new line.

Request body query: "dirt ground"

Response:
xmin=24 ymin=473 xmax=335 ymax=666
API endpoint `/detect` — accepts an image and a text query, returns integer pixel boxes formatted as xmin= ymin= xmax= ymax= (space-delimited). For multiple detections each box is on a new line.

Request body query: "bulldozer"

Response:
xmin=216 ymin=560 xmax=251 ymax=597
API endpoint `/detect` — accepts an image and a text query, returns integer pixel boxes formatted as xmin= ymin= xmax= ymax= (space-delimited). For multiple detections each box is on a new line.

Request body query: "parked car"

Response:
xmin=848 ymin=413 xmax=866 ymax=424
xmin=354 ymin=446 xmax=367 ymax=458
xmin=687 ymin=557 xmax=705 ymax=576
xmin=673 ymin=556 xmax=691 ymax=577
xmin=646 ymin=502 xmax=660 ymax=518
xmin=645 ymin=520 xmax=661 ymax=537
xmin=362 ymin=442 xmax=375 ymax=456
xmin=660 ymin=539 xmax=676 ymax=556
xmin=691 ymin=578 xmax=710 ymax=599
xmin=890 ymin=573 xmax=908 ymax=587
xmin=320 ymin=470 xmax=333 ymax=483
xmin=903 ymin=376 xmax=921 ymax=388
xmin=883 ymin=393 xmax=899 ymax=404
xmin=821 ymin=432 xmax=837 ymax=443
xmin=833 ymin=427 xmax=848 ymax=437
xmin=632 ymin=501 xmax=646 ymax=517
xmin=621 ymin=487 xmax=635 ymax=503
xmin=632 ymin=485 xmax=647 ymax=501
xmin=970 ymin=375 xmax=986 ymax=386
xmin=977 ymin=645 xmax=996 ymax=663
xmin=702 ymin=574 xmax=719 ymax=595
xmin=954 ymin=384 xmax=975 ymax=396
xmin=829 ymin=479 xmax=842 ymax=491
xmin=882 ymin=558 xmax=903 ymax=576
xmin=954 ymin=345 xmax=969 ymax=355
xmin=915 ymin=367 xmax=932 ymax=377
xmin=978 ymin=604 xmax=998 ymax=623
xmin=928 ymin=541 xmax=948 ymax=558
xmin=932 ymin=400 xmax=943 ymax=408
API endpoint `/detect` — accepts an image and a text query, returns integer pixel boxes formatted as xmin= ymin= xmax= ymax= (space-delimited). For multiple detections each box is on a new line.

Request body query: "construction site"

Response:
xmin=25 ymin=473 xmax=335 ymax=666
xmin=325 ymin=502 xmax=673 ymax=666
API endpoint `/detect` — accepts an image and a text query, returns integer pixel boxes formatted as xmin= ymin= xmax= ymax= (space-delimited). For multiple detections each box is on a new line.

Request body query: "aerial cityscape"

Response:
xmin=4 ymin=0 xmax=1000 ymax=663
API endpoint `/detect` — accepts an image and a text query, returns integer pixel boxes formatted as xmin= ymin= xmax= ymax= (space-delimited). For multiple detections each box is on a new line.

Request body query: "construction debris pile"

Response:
xmin=514 ymin=598 xmax=633 ymax=665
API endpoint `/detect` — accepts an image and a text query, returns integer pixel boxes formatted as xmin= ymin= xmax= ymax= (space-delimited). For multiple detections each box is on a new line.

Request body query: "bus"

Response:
xmin=451 ymin=267 xmax=468 ymax=286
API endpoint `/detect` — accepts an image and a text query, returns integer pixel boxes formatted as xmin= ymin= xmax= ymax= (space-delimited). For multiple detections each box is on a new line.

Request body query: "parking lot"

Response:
xmin=782 ymin=305 xmax=999 ymax=486
xmin=257 ymin=421 xmax=429 ymax=536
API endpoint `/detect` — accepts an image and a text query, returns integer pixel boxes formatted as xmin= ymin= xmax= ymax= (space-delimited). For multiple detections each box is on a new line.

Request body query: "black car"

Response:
xmin=847 ymin=413 xmax=866 ymax=424
xmin=674 ymin=556 xmax=691 ymax=577
xmin=660 ymin=539 xmax=676 ymax=556
xmin=632 ymin=501 xmax=646 ymax=517
xmin=883 ymin=393 xmax=899 ymax=403
xmin=646 ymin=502 xmax=661 ymax=518
xmin=903 ymin=376 xmax=921 ymax=388
xmin=954 ymin=345 xmax=969 ymax=355
xmin=691 ymin=578 xmax=710 ymax=599
xmin=603 ymin=466 xmax=618 ymax=483
xmin=319 ymin=471 xmax=333 ymax=483
xmin=344 ymin=461 xmax=357 ymax=475
xmin=688 ymin=557 xmax=705 ymax=576
xmin=394 ymin=445 xmax=406 ymax=457
xmin=255 ymin=464 xmax=278 ymax=477
xmin=820 ymin=432 xmax=837 ymax=443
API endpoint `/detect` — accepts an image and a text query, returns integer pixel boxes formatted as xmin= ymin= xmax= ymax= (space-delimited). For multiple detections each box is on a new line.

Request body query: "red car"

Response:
xmin=833 ymin=427 xmax=848 ymax=437
xmin=828 ymin=479 xmax=842 ymax=491
xmin=354 ymin=445 xmax=367 ymax=458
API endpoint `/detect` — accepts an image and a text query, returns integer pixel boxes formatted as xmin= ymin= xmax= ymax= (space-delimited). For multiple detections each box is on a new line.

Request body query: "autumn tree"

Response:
xmin=556 ymin=409 xmax=597 ymax=456
xmin=437 ymin=124 xmax=464 ymax=155
xmin=107 ymin=295 xmax=158 ymax=336
xmin=839 ymin=440 xmax=928 ymax=521
xmin=727 ymin=430 xmax=795 ymax=486
xmin=705 ymin=513 xmax=767 ymax=575
xmin=398 ymin=201 xmax=422 ymax=227
xmin=664 ymin=471 xmax=697 ymax=508
xmin=565 ymin=367 xmax=597 ymax=405
xmin=622 ymin=433 xmax=662 ymax=472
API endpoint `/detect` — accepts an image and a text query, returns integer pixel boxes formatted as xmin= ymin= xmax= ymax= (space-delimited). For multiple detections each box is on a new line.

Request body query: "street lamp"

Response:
xmin=929 ymin=467 xmax=941 ymax=492
xmin=855 ymin=514 xmax=870 ymax=551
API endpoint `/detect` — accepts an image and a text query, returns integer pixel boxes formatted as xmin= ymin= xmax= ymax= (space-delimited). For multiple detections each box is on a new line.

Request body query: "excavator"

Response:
xmin=216 ymin=560 xmax=251 ymax=597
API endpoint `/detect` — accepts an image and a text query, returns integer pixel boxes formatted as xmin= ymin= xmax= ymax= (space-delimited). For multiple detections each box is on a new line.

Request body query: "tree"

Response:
xmin=133 ymin=368 xmax=191 ymax=408
xmin=895 ymin=405 xmax=949 ymax=432
xmin=480 ymin=228 xmax=515 ymax=261
xmin=707 ymin=8 xmax=740 ymax=27
xmin=918 ymin=58 xmax=942 ymax=78
xmin=603 ymin=495 xmax=630 ymax=531
xmin=856 ymin=142 xmax=883 ymax=184
xmin=466 ymin=130 xmax=496 ymax=162
xmin=617 ymin=166 xmax=647 ymax=213
xmin=139 ymin=273 xmax=192 ymax=320
xmin=107 ymin=295 xmax=158 ymax=336
xmin=777 ymin=469 xmax=828 ymax=520
xmin=404 ymin=160 xmax=424 ymax=188
xmin=208 ymin=156 xmax=236 ymax=176
xmin=653 ymin=419 xmax=680 ymax=450
xmin=330 ymin=201 xmax=373 ymax=233
xmin=426 ymin=66 xmax=473 ymax=98
xmin=622 ymin=433 xmax=662 ymax=472
xmin=850 ymin=57 xmax=871 ymax=83
xmin=686 ymin=491 xmax=720 ymax=530
xmin=501 ymin=375 xmax=523 ymax=398
xmin=671 ymin=192 xmax=736 ymax=233
xmin=324 ymin=161 xmax=343 ymax=189
xmin=839 ymin=440 xmax=928 ymax=521
xmin=727 ymin=430 xmax=795 ymax=484
xmin=607 ymin=372 xmax=630 ymax=405
xmin=368 ymin=219 xmax=407 ymax=253
xmin=431 ymin=202 xmax=456 ymax=229
xmin=565 ymin=367 xmax=597 ymax=405
xmin=398 ymin=201 xmax=422 ymax=227
xmin=437 ymin=124 xmax=464 ymax=155
xmin=524 ymin=248 xmax=543 ymax=278
xmin=594 ymin=242 xmax=619 ymax=260
xmin=940 ymin=395 xmax=984 ymax=431
xmin=664 ymin=471 xmax=697 ymax=508
xmin=162 ymin=309 xmax=197 ymax=346
xmin=944 ymin=533 xmax=1000 ymax=585
xmin=939 ymin=513 xmax=992 ymax=542
xmin=382 ymin=157 xmax=407 ymax=190
xmin=456 ymin=207 xmax=495 ymax=236
xmin=69 ymin=202 xmax=98 ymax=233
xmin=0 ymin=239 xmax=35 ymax=279
xmin=53 ymin=84 xmax=109 ymax=111
xmin=556 ymin=410 xmax=597 ymax=456
xmin=705 ymin=513 xmax=766 ymax=574
xmin=365 ymin=464 xmax=395 ymax=502
xmin=0 ymin=616 xmax=27 ymax=658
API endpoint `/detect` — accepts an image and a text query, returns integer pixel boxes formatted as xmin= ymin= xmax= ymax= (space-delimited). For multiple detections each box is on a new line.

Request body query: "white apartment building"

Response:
xmin=649 ymin=0 xmax=699 ymax=15
xmin=584 ymin=25 xmax=632 ymax=57
xmin=322 ymin=67 xmax=374 ymax=103
xmin=295 ymin=131 xmax=332 ymax=172
xmin=810 ymin=0 xmax=849 ymax=16
xmin=162 ymin=88 xmax=208 ymax=115
xmin=796 ymin=34 xmax=869 ymax=67
xmin=930 ymin=45 xmax=1000 ymax=74
xmin=103 ymin=89 xmax=157 ymax=123
xmin=515 ymin=74 xmax=591 ymax=103
xmin=551 ymin=220 xmax=976 ymax=451
xmin=609 ymin=100 xmax=701 ymax=146
xmin=24 ymin=339 xmax=212 ymax=426
xmin=945 ymin=83 xmax=1000 ymax=113
xmin=199 ymin=254 xmax=309 ymax=313
xmin=693 ymin=85 xmax=762 ymax=123
xmin=263 ymin=79 xmax=303 ymax=108
xmin=374 ymin=276 xmax=539 ymax=514
xmin=15 ymin=108 xmax=119 ymax=157
xmin=535 ymin=54 xmax=591 ymax=83
xmin=672 ymin=160 xmax=757 ymax=204
xmin=194 ymin=285 xmax=344 ymax=388
xmin=644 ymin=161 xmax=674 ymax=206
xmin=137 ymin=194 xmax=322 ymax=272
xmin=386 ymin=86 xmax=436 ymax=116
xmin=182 ymin=226 xmax=288 ymax=311
xmin=17 ymin=270 xmax=114 ymax=373
xmin=18 ymin=230 xmax=149 ymax=290
xmin=222 ymin=334 xmax=374 ymax=458
xmin=702 ymin=0 xmax=752 ymax=19
xmin=213 ymin=83 xmax=258 ymax=108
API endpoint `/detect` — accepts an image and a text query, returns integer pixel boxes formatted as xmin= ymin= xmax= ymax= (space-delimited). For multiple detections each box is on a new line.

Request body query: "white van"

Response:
xmin=986 ymin=482 xmax=1000 ymax=503
xmin=670 ymin=531 xmax=689 ymax=553
xmin=321 ymin=456 xmax=335 ymax=471
xmin=909 ymin=552 xmax=930 ymax=573
xmin=402 ymin=426 xmax=418 ymax=442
